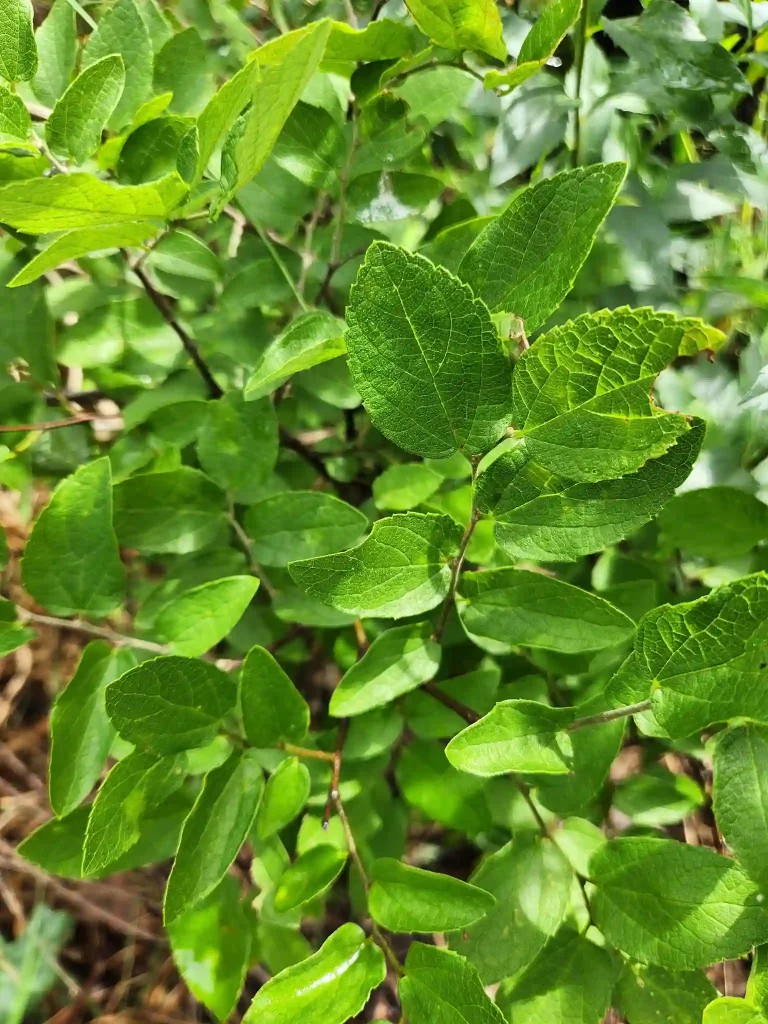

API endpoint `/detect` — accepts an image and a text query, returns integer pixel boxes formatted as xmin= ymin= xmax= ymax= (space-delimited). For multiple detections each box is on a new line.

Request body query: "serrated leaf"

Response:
xmin=168 ymin=875 xmax=251 ymax=1023
xmin=194 ymin=58 xmax=259 ymax=182
xmin=240 ymin=645 xmax=310 ymax=748
xmin=32 ymin=0 xmax=77 ymax=106
xmin=0 ymin=0 xmax=36 ymax=82
xmin=83 ymin=0 xmax=153 ymax=128
xmin=243 ymin=923 xmax=386 ymax=1024
xmin=245 ymin=491 xmax=367 ymax=567
xmin=608 ymin=573 xmax=768 ymax=736
xmin=450 ymin=835 xmax=574 ymax=984
xmin=704 ymin=998 xmax=768 ymax=1024
xmin=659 ymin=486 xmax=768 ymax=560
xmin=290 ymin=512 xmax=462 ymax=619
xmin=49 ymin=642 xmax=120 ymax=818
xmin=156 ymin=575 xmax=259 ymax=656
xmin=113 ymin=467 xmax=226 ymax=554
xmin=196 ymin=393 xmax=278 ymax=502
xmin=369 ymin=858 xmax=495 ymax=932
xmin=106 ymin=655 xmax=237 ymax=754
xmin=153 ymin=27 xmax=208 ymax=113
xmin=458 ymin=568 xmax=635 ymax=653
xmin=513 ymin=309 xmax=724 ymax=484
xmin=459 ymin=164 xmax=625 ymax=333
xmin=400 ymin=942 xmax=506 ymax=1024
xmin=274 ymin=844 xmax=348 ymax=912
xmin=256 ymin=757 xmax=311 ymax=839
xmin=83 ymin=750 xmax=185 ymax=876
xmin=329 ymin=623 xmax=441 ymax=718
xmin=0 ymin=172 xmax=186 ymax=234
xmin=22 ymin=458 xmax=126 ymax=618
xmin=614 ymin=962 xmax=717 ymax=1024
xmin=0 ymin=85 xmax=30 ymax=144
xmin=590 ymin=837 xmax=768 ymax=968
xmin=244 ymin=310 xmax=347 ymax=399
xmin=164 ymin=748 xmax=264 ymax=922
xmin=476 ymin=422 xmax=704 ymax=562
xmin=405 ymin=0 xmax=506 ymax=59
xmin=373 ymin=463 xmax=443 ymax=511
xmin=713 ymin=725 xmax=768 ymax=890
xmin=346 ymin=242 xmax=512 ymax=460
xmin=446 ymin=699 xmax=575 ymax=777
xmin=498 ymin=929 xmax=615 ymax=1024
xmin=46 ymin=56 xmax=126 ymax=165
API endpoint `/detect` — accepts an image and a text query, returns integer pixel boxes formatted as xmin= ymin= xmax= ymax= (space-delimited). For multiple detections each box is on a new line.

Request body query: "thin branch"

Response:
xmin=567 ymin=699 xmax=652 ymax=732
xmin=432 ymin=506 xmax=480 ymax=642
xmin=0 ymin=414 xmax=97 ymax=434
xmin=571 ymin=0 xmax=589 ymax=167
xmin=19 ymin=610 xmax=167 ymax=654
xmin=250 ymin=220 xmax=308 ymax=313
xmin=227 ymin=502 xmax=277 ymax=598
xmin=323 ymin=718 xmax=350 ymax=828
xmin=279 ymin=426 xmax=340 ymax=493
xmin=280 ymin=741 xmax=336 ymax=763
xmin=513 ymin=778 xmax=549 ymax=836
xmin=421 ymin=681 xmax=480 ymax=724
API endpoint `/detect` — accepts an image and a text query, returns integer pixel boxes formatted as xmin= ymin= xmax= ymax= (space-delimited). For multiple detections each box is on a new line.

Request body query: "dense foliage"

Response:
xmin=2 ymin=0 xmax=768 ymax=1020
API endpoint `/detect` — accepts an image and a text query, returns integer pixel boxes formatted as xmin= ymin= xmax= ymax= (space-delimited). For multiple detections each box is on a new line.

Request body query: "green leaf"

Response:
xmin=244 ymin=310 xmax=347 ymax=399
xmin=405 ymin=0 xmax=506 ymax=59
xmin=168 ymin=876 xmax=251 ymax=1023
xmin=0 ymin=172 xmax=187 ymax=234
xmin=290 ymin=512 xmax=462 ymax=619
xmin=450 ymin=835 xmax=574 ymax=984
xmin=369 ymin=858 xmax=495 ymax=932
xmin=106 ymin=655 xmax=237 ymax=754
xmin=164 ymin=748 xmax=264 ymax=922
xmin=113 ymin=467 xmax=226 ymax=554
xmin=256 ymin=757 xmax=311 ymax=839
xmin=704 ymin=999 xmax=768 ymax=1024
xmin=32 ymin=0 xmax=77 ymax=107
xmin=713 ymin=725 xmax=768 ymax=890
xmin=46 ymin=56 xmax=126 ymax=165
xmin=608 ymin=573 xmax=768 ymax=736
xmin=153 ymin=27 xmax=208 ymax=113
xmin=446 ymin=699 xmax=575 ymax=777
xmin=658 ymin=486 xmax=768 ymax=560
xmin=458 ymin=164 xmax=624 ymax=333
xmin=397 ymin=739 xmax=492 ymax=835
xmin=147 ymin=228 xmax=221 ymax=281
xmin=749 ymin=946 xmax=768 ymax=1017
xmin=272 ymin=101 xmax=347 ymax=189
xmin=83 ymin=750 xmax=185 ymax=876
xmin=373 ymin=463 xmax=443 ymax=512
xmin=329 ymin=623 xmax=441 ymax=718
xmin=83 ymin=0 xmax=153 ymax=128
xmin=21 ymin=458 xmax=126 ymax=618
xmin=0 ymin=85 xmax=30 ymax=144
xmin=590 ymin=837 xmax=768 ymax=968
xmin=485 ymin=0 xmax=582 ymax=91
xmin=404 ymin=661 xmax=500 ymax=739
xmin=156 ymin=575 xmax=259 ymax=656
xmin=242 ymin=923 xmax=386 ymax=1024
xmin=0 ymin=904 xmax=72 ymax=1024
xmin=245 ymin=492 xmax=368 ymax=567
xmin=49 ymin=642 xmax=119 ymax=818
xmin=0 ymin=0 xmax=36 ymax=82
xmin=0 ymin=613 xmax=35 ymax=656
xmin=497 ymin=929 xmax=615 ymax=1024
xmin=240 ymin=644 xmax=310 ymax=748
xmin=511 ymin=308 xmax=725 ymax=482
xmin=346 ymin=242 xmax=512 ymax=460
xmin=614 ymin=962 xmax=717 ymax=1024
xmin=193 ymin=58 xmax=260 ymax=182
xmin=458 ymin=568 xmax=635 ymax=653
xmin=274 ymin=844 xmax=348 ymax=912
xmin=324 ymin=19 xmax=421 ymax=65
xmin=8 ymin=222 xmax=159 ymax=288
xmin=400 ymin=942 xmax=507 ymax=1024
xmin=196 ymin=393 xmax=278 ymax=502
xmin=477 ymin=421 xmax=704 ymax=562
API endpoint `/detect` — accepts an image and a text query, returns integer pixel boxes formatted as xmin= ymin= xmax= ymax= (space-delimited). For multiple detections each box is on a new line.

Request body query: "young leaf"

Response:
xmin=704 ymin=998 xmax=768 ymax=1024
xmin=244 ymin=310 xmax=347 ymax=399
xmin=590 ymin=837 xmax=768 ymax=968
xmin=168 ymin=876 xmax=252 ymax=1023
xmin=0 ymin=0 xmax=37 ymax=83
xmin=49 ymin=642 xmax=120 ymax=818
xmin=458 ymin=568 xmax=635 ymax=653
xmin=290 ymin=512 xmax=462 ymax=619
xmin=193 ymin=58 xmax=260 ymax=181
xmin=244 ymin=492 xmax=368 ymax=566
xmin=83 ymin=751 xmax=185 ymax=876
xmin=445 ymin=699 xmax=576 ymax=777
xmin=459 ymin=164 xmax=625 ymax=332
xmin=713 ymin=725 xmax=768 ymax=890
xmin=32 ymin=0 xmax=77 ymax=106
xmin=153 ymin=27 xmax=208 ymax=113
xmin=476 ymin=422 xmax=704 ymax=562
xmin=46 ymin=56 xmax=126 ymax=165
xmin=486 ymin=0 xmax=582 ymax=92
xmin=242 ymin=923 xmax=386 ymax=1024
xmin=450 ymin=834 xmax=574 ymax=984
xmin=0 ymin=85 xmax=30 ymax=143
xmin=400 ymin=943 xmax=507 ymax=1024
xmin=274 ymin=845 xmax=348 ymax=912
xmin=164 ymin=748 xmax=264 ymax=922
xmin=373 ymin=463 xmax=444 ymax=512
xmin=614 ymin=962 xmax=717 ymax=1024
xmin=405 ymin=0 xmax=506 ymax=60
xmin=256 ymin=757 xmax=311 ymax=839
xmin=346 ymin=243 xmax=512 ymax=460
xmin=156 ymin=575 xmax=259 ymax=656
xmin=22 ymin=457 xmax=126 ymax=618
xmin=324 ymin=19 xmax=421 ymax=65
xmin=369 ymin=858 xmax=495 ymax=932
xmin=658 ymin=486 xmax=768 ymax=560
xmin=749 ymin=948 xmax=768 ymax=1017
xmin=511 ymin=307 xmax=725 ymax=482
xmin=196 ymin=392 xmax=278 ymax=501
xmin=106 ymin=656 xmax=237 ymax=754
xmin=240 ymin=645 xmax=310 ymax=748
xmin=329 ymin=623 xmax=441 ymax=718
xmin=82 ymin=0 xmax=153 ymax=128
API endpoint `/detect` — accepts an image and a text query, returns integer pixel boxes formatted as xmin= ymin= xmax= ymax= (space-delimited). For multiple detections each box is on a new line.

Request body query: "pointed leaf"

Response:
xmin=400 ymin=942 xmax=507 ymax=1024
xmin=369 ymin=858 xmax=495 ymax=932
xmin=46 ymin=56 xmax=126 ymax=165
xmin=83 ymin=0 xmax=153 ymax=128
xmin=614 ymin=962 xmax=717 ymax=1024
xmin=0 ymin=0 xmax=36 ymax=82
xmin=32 ymin=0 xmax=77 ymax=106
xmin=244 ymin=310 xmax=347 ymax=399
xmin=153 ymin=27 xmax=208 ymax=113
xmin=659 ymin=486 xmax=768 ymax=560
xmin=274 ymin=845 xmax=348 ymax=912
xmin=245 ymin=491 xmax=368 ymax=567
xmin=0 ymin=85 xmax=30 ymax=143
xmin=256 ymin=757 xmax=311 ymax=839
xmin=155 ymin=575 xmax=259 ymax=656
xmin=240 ymin=645 xmax=310 ymax=747
xmin=405 ymin=0 xmax=506 ymax=59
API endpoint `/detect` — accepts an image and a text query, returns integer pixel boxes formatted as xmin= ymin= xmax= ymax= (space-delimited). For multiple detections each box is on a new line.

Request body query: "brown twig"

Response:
xmin=567 ymin=699 xmax=652 ymax=732
xmin=421 ymin=681 xmax=480 ymax=724
xmin=0 ymin=414 xmax=97 ymax=433
xmin=323 ymin=719 xmax=350 ymax=829
xmin=19 ymin=609 xmax=167 ymax=654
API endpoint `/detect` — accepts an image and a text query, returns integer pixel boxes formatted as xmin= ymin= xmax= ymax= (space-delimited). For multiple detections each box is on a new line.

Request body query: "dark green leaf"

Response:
xmin=240 ymin=645 xmax=310 ymax=747
xmin=369 ymin=858 xmax=495 ymax=932
xmin=245 ymin=491 xmax=367 ymax=566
